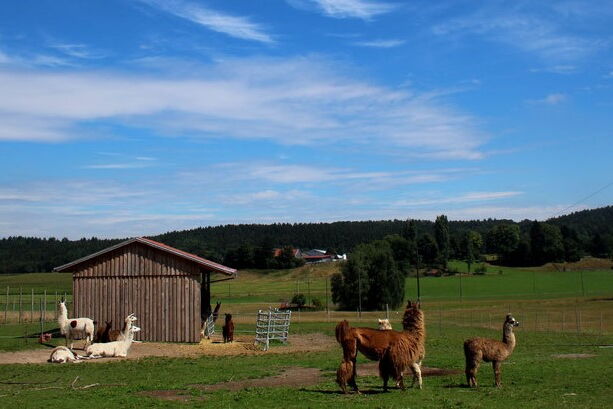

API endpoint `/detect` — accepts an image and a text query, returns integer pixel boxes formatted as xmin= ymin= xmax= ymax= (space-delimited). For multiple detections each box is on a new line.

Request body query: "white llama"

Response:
xmin=48 ymin=346 xmax=80 ymax=363
xmin=57 ymin=299 xmax=95 ymax=349
xmin=85 ymin=314 xmax=139 ymax=358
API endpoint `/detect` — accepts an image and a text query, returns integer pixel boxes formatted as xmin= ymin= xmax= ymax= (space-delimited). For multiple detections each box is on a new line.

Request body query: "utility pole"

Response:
xmin=358 ymin=273 xmax=362 ymax=318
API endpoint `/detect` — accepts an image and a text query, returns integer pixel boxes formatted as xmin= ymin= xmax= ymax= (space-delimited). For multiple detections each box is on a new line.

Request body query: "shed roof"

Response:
xmin=53 ymin=237 xmax=237 ymax=275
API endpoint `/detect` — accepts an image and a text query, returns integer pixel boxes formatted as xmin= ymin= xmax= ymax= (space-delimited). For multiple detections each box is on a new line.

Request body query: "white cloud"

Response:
xmin=530 ymin=93 xmax=568 ymax=105
xmin=288 ymin=0 xmax=395 ymax=20
xmin=219 ymin=189 xmax=311 ymax=205
xmin=529 ymin=65 xmax=577 ymax=74
xmin=432 ymin=7 xmax=601 ymax=61
xmin=137 ymin=0 xmax=274 ymax=43
xmin=84 ymin=163 xmax=150 ymax=169
xmin=391 ymin=191 xmax=523 ymax=207
xmin=0 ymin=56 xmax=486 ymax=159
xmin=50 ymin=43 xmax=106 ymax=59
xmin=353 ymin=39 xmax=405 ymax=48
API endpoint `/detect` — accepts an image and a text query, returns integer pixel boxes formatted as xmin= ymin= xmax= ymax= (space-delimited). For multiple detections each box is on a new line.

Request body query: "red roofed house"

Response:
xmin=54 ymin=237 xmax=236 ymax=343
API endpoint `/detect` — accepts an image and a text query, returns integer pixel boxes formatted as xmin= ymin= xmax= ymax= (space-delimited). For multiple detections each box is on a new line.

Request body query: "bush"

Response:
xmin=291 ymin=293 xmax=306 ymax=308
xmin=446 ymin=266 xmax=460 ymax=276
xmin=311 ymin=297 xmax=324 ymax=310
xmin=474 ymin=263 xmax=488 ymax=273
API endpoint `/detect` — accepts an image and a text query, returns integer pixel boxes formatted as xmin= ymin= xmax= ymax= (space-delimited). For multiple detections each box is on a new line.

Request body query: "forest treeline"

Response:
xmin=0 ymin=205 xmax=612 ymax=274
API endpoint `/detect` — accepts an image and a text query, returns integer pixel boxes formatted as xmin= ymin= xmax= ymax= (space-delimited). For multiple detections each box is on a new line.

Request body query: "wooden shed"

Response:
xmin=53 ymin=237 xmax=236 ymax=343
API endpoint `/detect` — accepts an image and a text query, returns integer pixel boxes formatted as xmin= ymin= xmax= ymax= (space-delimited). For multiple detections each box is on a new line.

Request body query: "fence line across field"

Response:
xmin=2 ymin=286 xmax=66 ymax=324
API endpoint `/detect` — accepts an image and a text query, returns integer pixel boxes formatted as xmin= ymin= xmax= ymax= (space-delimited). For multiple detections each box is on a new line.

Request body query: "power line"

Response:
xmin=550 ymin=180 xmax=613 ymax=219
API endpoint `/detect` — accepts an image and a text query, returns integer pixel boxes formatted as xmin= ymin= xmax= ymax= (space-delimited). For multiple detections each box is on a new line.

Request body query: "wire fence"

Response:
xmin=1 ymin=286 xmax=71 ymax=325
xmin=1 ymin=286 xmax=611 ymax=348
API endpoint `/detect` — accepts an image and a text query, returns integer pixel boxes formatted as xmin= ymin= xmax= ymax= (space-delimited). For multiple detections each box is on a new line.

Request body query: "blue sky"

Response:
xmin=0 ymin=0 xmax=611 ymax=238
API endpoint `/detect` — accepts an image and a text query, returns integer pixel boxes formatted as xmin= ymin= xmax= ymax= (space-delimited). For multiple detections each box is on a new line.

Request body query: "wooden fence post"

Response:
xmin=40 ymin=297 xmax=44 ymax=338
xmin=31 ymin=289 xmax=34 ymax=323
xmin=43 ymin=290 xmax=47 ymax=323
xmin=4 ymin=286 xmax=8 ymax=324
xmin=19 ymin=287 xmax=23 ymax=323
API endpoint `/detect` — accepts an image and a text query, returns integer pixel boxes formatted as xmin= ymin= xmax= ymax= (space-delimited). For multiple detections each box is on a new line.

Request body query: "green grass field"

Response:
xmin=1 ymin=261 xmax=612 ymax=312
xmin=0 ymin=322 xmax=611 ymax=408
xmin=0 ymin=262 xmax=612 ymax=408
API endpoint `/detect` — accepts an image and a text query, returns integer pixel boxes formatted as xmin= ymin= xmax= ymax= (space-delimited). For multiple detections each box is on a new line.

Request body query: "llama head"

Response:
xmin=505 ymin=314 xmax=520 ymax=328
xmin=378 ymin=319 xmax=392 ymax=330
xmin=105 ymin=321 xmax=112 ymax=329
xmin=225 ymin=313 xmax=232 ymax=323
xmin=131 ymin=325 xmax=141 ymax=333
xmin=402 ymin=299 xmax=425 ymax=331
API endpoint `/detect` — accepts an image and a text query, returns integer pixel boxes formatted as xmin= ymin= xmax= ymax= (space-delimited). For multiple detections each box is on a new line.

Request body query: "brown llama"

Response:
xmin=212 ymin=301 xmax=222 ymax=323
xmin=464 ymin=314 xmax=520 ymax=387
xmin=108 ymin=318 xmax=129 ymax=342
xmin=94 ymin=321 xmax=112 ymax=343
xmin=222 ymin=313 xmax=234 ymax=343
xmin=335 ymin=300 xmax=426 ymax=393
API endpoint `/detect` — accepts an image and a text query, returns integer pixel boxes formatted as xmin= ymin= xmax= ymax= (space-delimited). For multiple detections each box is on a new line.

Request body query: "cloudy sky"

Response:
xmin=0 ymin=0 xmax=612 ymax=238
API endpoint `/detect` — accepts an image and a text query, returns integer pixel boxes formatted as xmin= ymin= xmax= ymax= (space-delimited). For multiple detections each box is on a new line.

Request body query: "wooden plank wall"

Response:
xmin=72 ymin=243 xmax=202 ymax=342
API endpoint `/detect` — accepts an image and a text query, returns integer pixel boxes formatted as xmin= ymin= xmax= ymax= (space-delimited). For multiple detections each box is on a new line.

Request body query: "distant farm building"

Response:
xmin=301 ymin=249 xmax=347 ymax=263
xmin=273 ymin=248 xmax=302 ymax=258
xmin=54 ymin=237 xmax=236 ymax=343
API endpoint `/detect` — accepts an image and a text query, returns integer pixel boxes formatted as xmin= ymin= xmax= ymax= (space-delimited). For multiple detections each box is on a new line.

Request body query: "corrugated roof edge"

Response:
xmin=53 ymin=237 xmax=237 ymax=275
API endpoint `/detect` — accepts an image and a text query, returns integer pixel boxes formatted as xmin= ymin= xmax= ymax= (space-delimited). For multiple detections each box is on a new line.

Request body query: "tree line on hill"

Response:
xmin=0 ymin=206 xmax=612 ymax=274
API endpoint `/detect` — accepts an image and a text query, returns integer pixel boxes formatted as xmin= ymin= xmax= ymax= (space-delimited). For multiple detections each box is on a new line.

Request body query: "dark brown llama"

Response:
xmin=335 ymin=300 xmax=426 ymax=393
xmin=222 ymin=313 xmax=234 ymax=343
xmin=212 ymin=301 xmax=222 ymax=323
xmin=464 ymin=314 xmax=520 ymax=387
xmin=108 ymin=318 xmax=128 ymax=342
xmin=94 ymin=321 xmax=112 ymax=343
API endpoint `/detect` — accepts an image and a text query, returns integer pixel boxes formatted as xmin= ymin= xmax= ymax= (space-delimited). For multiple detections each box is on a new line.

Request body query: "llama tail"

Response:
xmin=335 ymin=320 xmax=352 ymax=344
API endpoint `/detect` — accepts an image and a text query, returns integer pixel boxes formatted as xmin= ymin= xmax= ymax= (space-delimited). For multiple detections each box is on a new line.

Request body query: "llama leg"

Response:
xmin=378 ymin=360 xmax=390 ymax=392
xmin=409 ymin=362 xmax=422 ymax=389
xmin=493 ymin=361 xmax=502 ymax=387
xmin=397 ymin=374 xmax=405 ymax=391
xmin=466 ymin=357 xmax=480 ymax=387
xmin=336 ymin=360 xmax=352 ymax=394
xmin=349 ymin=357 xmax=360 ymax=393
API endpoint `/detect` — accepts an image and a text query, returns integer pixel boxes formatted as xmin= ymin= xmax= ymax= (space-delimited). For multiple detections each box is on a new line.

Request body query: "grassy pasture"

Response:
xmin=0 ymin=261 xmax=611 ymax=408
xmin=0 ymin=261 xmax=612 ymax=314
xmin=0 ymin=322 xmax=611 ymax=408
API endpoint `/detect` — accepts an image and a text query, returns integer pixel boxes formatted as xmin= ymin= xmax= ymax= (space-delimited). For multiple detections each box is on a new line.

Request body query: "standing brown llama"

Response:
xmin=94 ymin=321 xmax=112 ymax=343
xmin=222 ymin=313 xmax=234 ymax=343
xmin=335 ymin=300 xmax=426 ymax=393
xmin=464 ymin=314 xmax=520 ymax=387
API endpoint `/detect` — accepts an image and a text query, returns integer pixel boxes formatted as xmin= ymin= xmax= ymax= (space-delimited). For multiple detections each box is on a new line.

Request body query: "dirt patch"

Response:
xmin=139 ymin=390 xmax=198 ymax=401
xmin=357 ymin=362 xmax=461 ymax=377
xmin=552 ymin=353 xmax=596 ymax=359
xmin=0 ymin=333 xmax=336 ymax=365
xmin=192 ymin=367 xmax=323 ymax=392
xmin=198 ymin=333 xmax=335 ymax=356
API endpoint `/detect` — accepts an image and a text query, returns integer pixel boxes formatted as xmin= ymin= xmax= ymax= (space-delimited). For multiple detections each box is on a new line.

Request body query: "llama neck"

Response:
xmin=403 ymin=312 xmax=426 ymax=341
xmin=58 ymin=304 xmax=68 ymax=327
xmin=502 ymin=326 xmax=516 ymax=351
xmin=121 ymin=330 xmax=135 ymax=349
xmin=121 ymin=320 xmax=131 ymax=337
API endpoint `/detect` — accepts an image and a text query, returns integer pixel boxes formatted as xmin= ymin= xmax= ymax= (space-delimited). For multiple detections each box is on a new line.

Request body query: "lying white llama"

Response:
xmin=85 ymin=314 xmax=139 ymax=358
xmin=48 ymin=346 xmax=80 ymax=363
xmin=58 ymin=299 xmax=95 ymax=349
xmin=378 ymin=318 xmax=392 ymax=330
